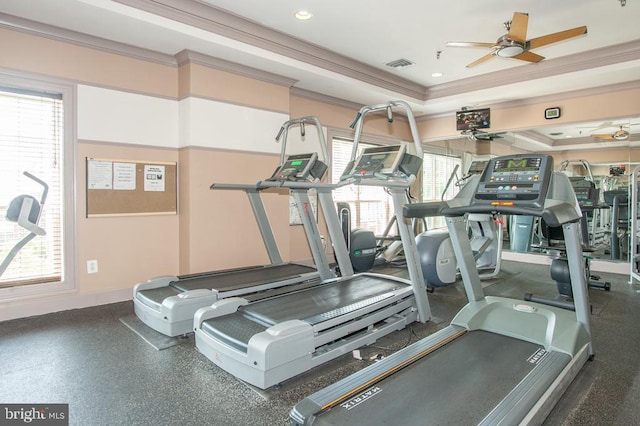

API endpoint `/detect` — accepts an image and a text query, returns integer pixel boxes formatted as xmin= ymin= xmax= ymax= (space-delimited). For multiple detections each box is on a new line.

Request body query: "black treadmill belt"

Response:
xmin=172 ymin=263 xmax=315 ymax=292
xmin=313 ymin=331 xmax=562 ymax=425
xmin=201 ymin=312 xmax=267 ymax=353
xmin=243 ymin=275 xmax=406 ymax=326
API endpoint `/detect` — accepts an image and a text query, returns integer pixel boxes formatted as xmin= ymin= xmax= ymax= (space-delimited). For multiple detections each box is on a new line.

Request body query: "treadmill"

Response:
xmin=291 ymin=153 xmax=594 ymax=425
xmin=194 ymin=101 xmax=432 ymax=389
xmin=133 ymin=117 xmax=335 ymax=337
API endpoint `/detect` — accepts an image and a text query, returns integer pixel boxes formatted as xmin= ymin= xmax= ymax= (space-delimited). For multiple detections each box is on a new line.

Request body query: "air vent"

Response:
xmin=385 ymin=59 xmax=415 ymax=70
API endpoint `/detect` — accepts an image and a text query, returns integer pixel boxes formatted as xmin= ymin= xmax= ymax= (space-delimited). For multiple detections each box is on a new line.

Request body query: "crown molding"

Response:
xmin=0 ymin=12 xmax=177 ymax=67
xmin=290 ymin=87 xmax=364 ymax=112
xmin=3 ymin=3 xmax=638 ymax=123
xmin=417 ymin=79 xmax=640 ymax=122
xmin=115 ymin=0 xmax=428 ymax=100
xmin=492 ymin=79 xmax=640 ymax=110
xmin=426 ymin=39 xmax=640 ymax=101
xmin=175 ymin=49 xmax=297 ymax=87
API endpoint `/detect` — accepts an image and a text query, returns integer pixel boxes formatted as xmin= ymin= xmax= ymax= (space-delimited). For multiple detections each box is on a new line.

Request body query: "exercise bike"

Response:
xmin=0 ymin=172 xmax=48 ymax=278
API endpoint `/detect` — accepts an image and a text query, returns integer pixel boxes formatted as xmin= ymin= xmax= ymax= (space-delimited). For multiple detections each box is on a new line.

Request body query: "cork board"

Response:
xmin=86 ymin=158 xmax=177 ymax=217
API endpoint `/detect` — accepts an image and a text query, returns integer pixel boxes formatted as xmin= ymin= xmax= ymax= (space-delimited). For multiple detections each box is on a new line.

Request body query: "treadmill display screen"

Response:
xmin=474 ymin=154 xmax=552 ymax=206
xmin=467 ymin=160 xmax=489 ymax=175
xmin=270 ymin=153 xmax=317 ymax=181
xmin=493 ymin=157 xmax=542 ymax=174
xmin=350 ymin=145 xmax=406 ymax=177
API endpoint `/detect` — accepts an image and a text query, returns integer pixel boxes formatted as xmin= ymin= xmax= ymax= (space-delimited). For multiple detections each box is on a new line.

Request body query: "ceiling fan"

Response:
xmin=591 ymin=125 xmax=629 ymax=141
xmin=462 ymin=129 xmax=505 ymax=141
xmin=446 ymin=12 xmax=587 ymax=68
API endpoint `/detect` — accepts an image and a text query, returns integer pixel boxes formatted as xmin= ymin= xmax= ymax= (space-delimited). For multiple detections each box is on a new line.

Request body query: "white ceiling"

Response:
xmin=1 ymin=0 xmax=639 ymax=151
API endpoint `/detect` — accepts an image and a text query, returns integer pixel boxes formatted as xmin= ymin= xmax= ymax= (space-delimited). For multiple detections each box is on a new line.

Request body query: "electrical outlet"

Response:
xmin=87 ymin=260 xmax=98 ymax=274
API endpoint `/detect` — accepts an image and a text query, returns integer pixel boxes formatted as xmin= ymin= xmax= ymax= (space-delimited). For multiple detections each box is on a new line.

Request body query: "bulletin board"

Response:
xmin=86 ymin=158 xmax=177 ymax=217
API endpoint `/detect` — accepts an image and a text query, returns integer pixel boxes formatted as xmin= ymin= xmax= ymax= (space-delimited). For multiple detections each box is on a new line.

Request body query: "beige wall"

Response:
xmin=417 ymin=85 xmax=640 ymax=165
xmin=178 ymin=147 xmax=289 ymax=273
xmin=181 ymin=63 xmax=290 ymax=112
xmin=0 ymin=28 xmax=177 ymax=98
xmin=418 ymin=86 xmax=640 ymax=141
xmin=1 ymin=26 xmax=638 ymax=320
xmin=76 ymin=142 xmax=180 ymax=287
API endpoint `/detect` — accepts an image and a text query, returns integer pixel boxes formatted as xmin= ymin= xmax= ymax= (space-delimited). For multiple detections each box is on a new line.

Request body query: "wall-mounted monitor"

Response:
xmin=609 ymin=165 xmax=626 ymax=176
xmin=456 ymin=108 xmax=490 ymax=131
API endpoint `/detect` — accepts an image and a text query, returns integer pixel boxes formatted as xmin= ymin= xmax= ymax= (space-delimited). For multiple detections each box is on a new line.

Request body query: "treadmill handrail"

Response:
xmin=557 ymin=159 xmax=594 ymax=181
xmin=210 ymin=179 xmax=354 ymax=191
xmin=349 ymin=100 xmax=423 ymax=165
xmin=276 ymin=116 xmax=329 ymax=169
xmin=211 ymin=175 xmax=413 ymax=191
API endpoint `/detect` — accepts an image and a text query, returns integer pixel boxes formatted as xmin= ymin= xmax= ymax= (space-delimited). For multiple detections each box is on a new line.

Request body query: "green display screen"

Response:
xmin=290 ymin=160 xmax=304 ymax=166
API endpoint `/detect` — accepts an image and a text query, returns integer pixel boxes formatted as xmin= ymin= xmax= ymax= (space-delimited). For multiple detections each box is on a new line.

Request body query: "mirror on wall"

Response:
xmin=436 ymin=117 xmax=639 ymax=265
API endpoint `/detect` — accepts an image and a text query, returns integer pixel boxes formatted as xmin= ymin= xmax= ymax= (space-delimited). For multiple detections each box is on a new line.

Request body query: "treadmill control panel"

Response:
xmin=268 ymin=153 xmax=327 ymax=182
xmin=467 ymin=159 xmax=489 ymax=176
xmin=474 ymin=154 xmax=553 ymax=207
xmin=352 ymin=145 xmax=406 ymax=176
xmin=342 ymin=144 xmax=421 ymax=179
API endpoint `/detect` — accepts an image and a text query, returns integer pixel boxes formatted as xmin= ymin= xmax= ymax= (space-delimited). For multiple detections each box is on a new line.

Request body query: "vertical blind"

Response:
xmin=0 ymin=88 xmax=63 ymax=287
xmin=332 ymin=138 xmax=464 ymax=234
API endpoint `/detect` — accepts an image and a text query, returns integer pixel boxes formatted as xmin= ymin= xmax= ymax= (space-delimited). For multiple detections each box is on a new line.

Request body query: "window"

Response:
xmin=0 ymin=86 xmax=64 ymax=288
xmin=422 ymin=152 xmax=463 ymax=230
xmin=331 ymin=138 xmax=393 ymax=236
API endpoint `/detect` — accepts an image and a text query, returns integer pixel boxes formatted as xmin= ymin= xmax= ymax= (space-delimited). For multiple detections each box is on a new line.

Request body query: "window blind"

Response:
xmin=331 ymin=138 xmax=393 ymax=236
xmin=422 ymin=153 xmax=462 ymax=230
xmin=0 ymin=88 xmax=63 ymax=287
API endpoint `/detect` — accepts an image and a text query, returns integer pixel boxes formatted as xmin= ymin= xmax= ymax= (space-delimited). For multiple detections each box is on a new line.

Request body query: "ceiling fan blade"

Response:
xmin=528 ymin=26 xmax=588 ymax=49
xmin=466 ymin=51 xmax=497 ymax=68
xmin=578 ymin=121 xmax=614 ymax=130
xmin=508 ymin=12 xmax=529 ymax=42
xmin=512 ymin=50 xmax=545 ymax=63
xmin=591 ymin=133 xmax=614 ymax=140
xmin=446 ymin=41 xmax=496 ymax=49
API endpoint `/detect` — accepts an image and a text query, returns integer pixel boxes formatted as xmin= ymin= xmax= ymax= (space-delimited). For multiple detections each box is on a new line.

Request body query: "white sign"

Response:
xmin=113 ymin=162 xmax=136 ymax=190
xmin=144 ymin=165 xmax=165 ymax=192
xmin=87 ymin=160 xmax=113 ymax=189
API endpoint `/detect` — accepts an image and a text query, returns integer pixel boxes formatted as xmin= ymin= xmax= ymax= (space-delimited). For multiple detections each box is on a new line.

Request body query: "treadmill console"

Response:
xmin=474 ymin=154 xmax=553 ymax=209
xmin=268 ymin=153 xmax=328 ymax=182
xmin=342 ymin=144 xmax=422 ymax=179
xmin=467 ymin=160 xmax=489 ymax=176
xmin=570 ymin=178 xmax=600 ymax=210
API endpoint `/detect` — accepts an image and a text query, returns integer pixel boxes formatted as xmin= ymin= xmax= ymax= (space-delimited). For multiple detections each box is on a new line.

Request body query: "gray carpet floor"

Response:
xmin=1 ymin=260 xmax=638 ymax=425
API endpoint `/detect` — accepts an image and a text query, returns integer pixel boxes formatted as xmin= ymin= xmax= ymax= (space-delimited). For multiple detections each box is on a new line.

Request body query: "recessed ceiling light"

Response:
xmin=295 ymin=10 xmax=313 ymax=20
xmin=431 ymin=72 xmax=444 ymax=78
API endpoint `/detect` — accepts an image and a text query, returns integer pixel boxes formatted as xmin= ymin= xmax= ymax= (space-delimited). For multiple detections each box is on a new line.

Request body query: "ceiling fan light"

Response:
xmin=613 ymin=131 xmax=628 ymax=140
xmin=497 ymin=45 xmax=525 ymax=57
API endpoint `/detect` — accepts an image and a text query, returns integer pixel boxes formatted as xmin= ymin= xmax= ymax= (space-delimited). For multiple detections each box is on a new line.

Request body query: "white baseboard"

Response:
xmin=502 ymin=251 xmax=629 ymax=275
xmin=502 ymin=251 xmax=552 ymax=265
xmin=0 ymin=288 xmax=132 ymax=322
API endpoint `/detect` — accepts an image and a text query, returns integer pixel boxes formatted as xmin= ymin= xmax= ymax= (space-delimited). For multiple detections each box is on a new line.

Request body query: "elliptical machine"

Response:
xmin=336 ymin=202 xmax=377 ymax=272
xmin=0 ymin=172 xmax=48 ymax=278
xmin=415 ymin=159 xmax=503 ymax=289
